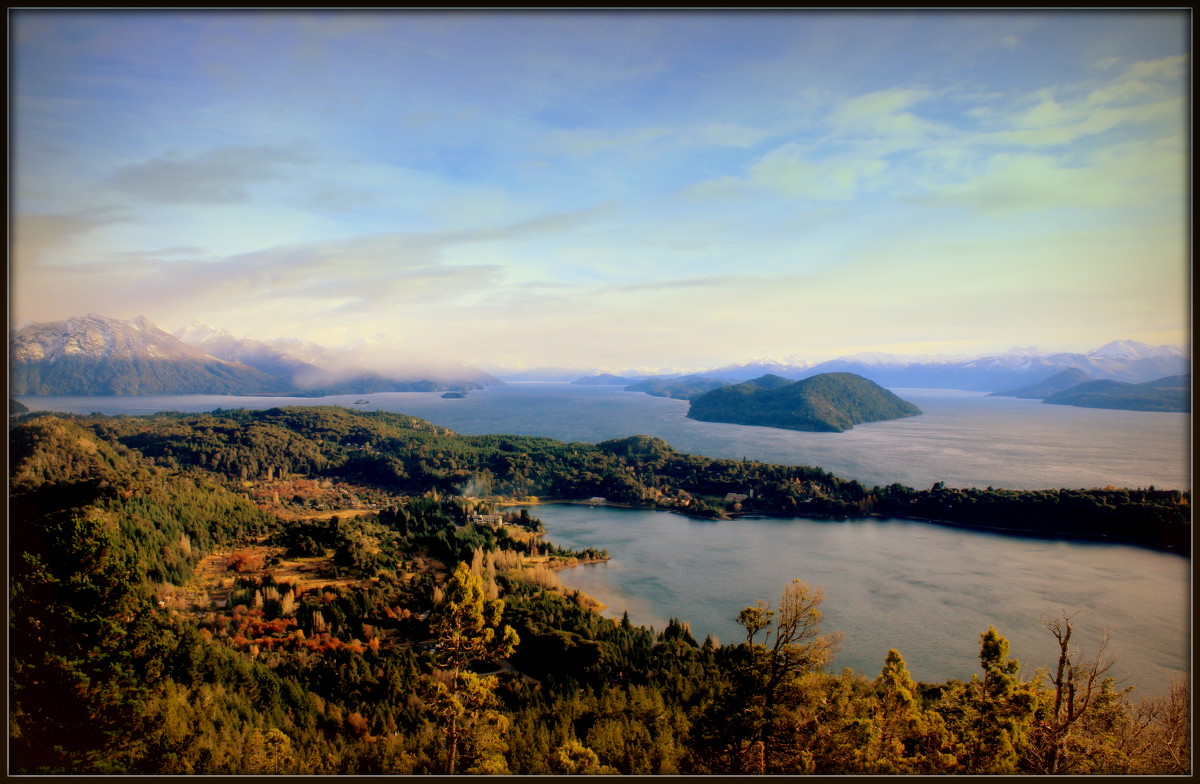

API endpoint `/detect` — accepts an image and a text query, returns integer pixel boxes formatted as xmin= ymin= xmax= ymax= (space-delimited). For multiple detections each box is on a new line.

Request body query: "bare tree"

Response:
xmin=736 ymin=579 xmax=844 ymax=771
xmin=1026 ymin=611 xmax=1120 ymax=774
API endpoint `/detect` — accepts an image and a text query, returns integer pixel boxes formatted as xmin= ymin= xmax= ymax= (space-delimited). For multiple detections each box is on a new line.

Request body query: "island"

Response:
xmin=624 ymin=374 xmax=732 ymax=400
xmin=440 ymin=390 xmax=468 ymax=399
xmin=571 ymin=373 xmax=635 ymax=385
xmin=687 ymin=372 xmax=922 ymax=432
xmin=988 ymin=368 xmax=1093 ymax=399
xmin=1043 ymin=375 xmax=1190 ymax=412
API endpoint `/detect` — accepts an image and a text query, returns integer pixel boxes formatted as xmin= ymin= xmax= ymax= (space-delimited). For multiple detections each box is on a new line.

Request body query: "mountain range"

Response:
xmin=703 ymin=341 xmax=1188 ymax=391
xmin=488 ymin=341 xmax=1187 ymax=391
xmin=10 ymin=315 xmax=503 ymax=396
xmin=10 ymin=314 xmax=1188 ymax=399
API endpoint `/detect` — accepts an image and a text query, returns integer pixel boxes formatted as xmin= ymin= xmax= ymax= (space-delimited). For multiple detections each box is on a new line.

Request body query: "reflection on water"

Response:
xmin=15 ymin=385 xmax=1190 ymax=695
xmin=534 ymin=504 xmax=1189 ymax=697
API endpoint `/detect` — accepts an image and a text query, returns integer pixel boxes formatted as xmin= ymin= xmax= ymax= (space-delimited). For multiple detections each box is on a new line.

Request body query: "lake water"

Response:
xmin=13 ymin=382 xmax=1191 ymax=491
xmin=15 ymin=384 xmax=1190 ymax=694
xmin=534 ymin=504 xmax=1189 ymax=697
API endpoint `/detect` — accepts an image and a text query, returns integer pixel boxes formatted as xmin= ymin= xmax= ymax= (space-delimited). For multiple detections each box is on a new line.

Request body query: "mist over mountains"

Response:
xmin=10 ymin=315 xmax=502 ymax=396
xmin=9 ymin=314 xmax=1188 ymax=397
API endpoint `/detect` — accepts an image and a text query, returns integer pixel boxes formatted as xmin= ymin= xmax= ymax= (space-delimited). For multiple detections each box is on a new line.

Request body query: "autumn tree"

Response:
xmin=695 ymin=579 xmax=843 ymax=773
xmin=424 ymin=561 xmax=519 ymax=775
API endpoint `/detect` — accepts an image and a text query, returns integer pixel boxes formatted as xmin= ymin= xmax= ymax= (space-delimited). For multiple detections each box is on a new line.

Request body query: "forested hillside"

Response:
xmin=688 ymin=373 xmax=922 ymax=432
xmin=8 ymin=407 xmax=1190 ymax=774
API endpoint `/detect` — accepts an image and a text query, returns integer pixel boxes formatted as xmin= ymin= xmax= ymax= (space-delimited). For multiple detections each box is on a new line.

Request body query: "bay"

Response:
xmin=13 ymin=382 xmax=1191 ymax=491
xmin=15 ymin=384 xmax=1190 ymax=695
xmin=534 ymin=503 xmax=1189 ymax=697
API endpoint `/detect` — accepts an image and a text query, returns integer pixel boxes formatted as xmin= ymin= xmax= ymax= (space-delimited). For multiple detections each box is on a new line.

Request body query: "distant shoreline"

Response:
xmin=507 ymin=499 xmax=1190 ymax=557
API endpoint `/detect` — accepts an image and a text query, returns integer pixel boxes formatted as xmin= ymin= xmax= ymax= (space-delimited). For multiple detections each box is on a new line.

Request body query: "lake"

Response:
xmin=13 ymin=382 xmax=1191 ymax=491
xmin=533 ymin=503 xmax=1189 ymax=697
xmin=14 ymin=384 xmax=1190 ymax=695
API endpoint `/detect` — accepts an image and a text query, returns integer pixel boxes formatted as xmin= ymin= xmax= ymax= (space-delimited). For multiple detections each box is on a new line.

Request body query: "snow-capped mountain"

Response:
xmin=1089 ymin=340 xmax=1185 ymax=362
xmin=706 ymin=356 xmax=813 ymax=382
xmin=11 ymin=314 xmax=282 ymax=395
xmin=174 ymin=320 xmax=323 ymax=381
xmin=696 ymin=341 xmax=1188 ymax=392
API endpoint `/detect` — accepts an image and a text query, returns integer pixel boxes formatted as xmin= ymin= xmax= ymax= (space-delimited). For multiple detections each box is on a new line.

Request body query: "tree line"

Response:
xmin=8 ymin=408 xmax=1190 ymax=774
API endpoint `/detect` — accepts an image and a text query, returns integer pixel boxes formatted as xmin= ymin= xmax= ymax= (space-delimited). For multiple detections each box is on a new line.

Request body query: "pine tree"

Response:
xmin=425 ymin=562 xmax=519 ymax=774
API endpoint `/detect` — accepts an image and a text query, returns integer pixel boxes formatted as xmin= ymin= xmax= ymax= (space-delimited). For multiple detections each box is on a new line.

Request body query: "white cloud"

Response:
xmin=106 ymin=144 xmax=313 ymax=204
xmin=747 ymin=145 xmax=888 ymax=200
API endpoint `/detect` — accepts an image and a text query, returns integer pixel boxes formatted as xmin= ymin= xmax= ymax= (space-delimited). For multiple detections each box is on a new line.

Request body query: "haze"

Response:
xmin=10 ymin=10 xmax=1189 ymax=372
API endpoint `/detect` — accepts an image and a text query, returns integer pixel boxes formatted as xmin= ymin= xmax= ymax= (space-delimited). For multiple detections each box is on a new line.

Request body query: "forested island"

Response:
xmin=989 ymin=368 xmax=1094 ymax=399
xmin=624 ymin=374 xmax=731 ymax=400
xmin=687 ymin=372 xmax=922 ymax=432
xmin=9 ymin=406 xmax=1191 ymax=774
xmin=1043 ymin=375 xmax=1190 ymax=413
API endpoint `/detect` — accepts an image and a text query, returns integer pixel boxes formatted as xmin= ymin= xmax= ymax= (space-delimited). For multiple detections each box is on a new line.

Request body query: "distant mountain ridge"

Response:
xmin=696 ymin=341 xmax=1187 ymax=391
xmin=988 ymin=368 xmax=1094 ymax=399
xmin=11 ymin=315 xmax=503 ymax=396
xmin=687 ymin=372 xmax=922 ymax=432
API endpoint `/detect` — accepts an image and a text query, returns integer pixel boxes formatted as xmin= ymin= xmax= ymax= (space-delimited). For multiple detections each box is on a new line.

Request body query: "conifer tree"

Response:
xmin=425 ymin=562 xmax=519 ymax=774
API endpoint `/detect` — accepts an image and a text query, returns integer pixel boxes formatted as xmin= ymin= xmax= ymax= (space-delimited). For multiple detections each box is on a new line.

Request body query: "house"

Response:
xmin=725 ymin=493 xmax=749 ymax=503
xmin=469 ymin=514 xmax=505 ymax=526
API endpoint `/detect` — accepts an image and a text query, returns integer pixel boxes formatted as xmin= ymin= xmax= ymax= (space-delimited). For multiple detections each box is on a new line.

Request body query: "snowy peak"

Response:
xmin=13 ymin=314 xmax=210 ymax=363
xmin=10 ymin=314 xmax=285 ymax=395
xmin=1089 ymin=340 xmax=1185 ymax=361
xmin=707 ymin=339 xmax=1190 ymax=391
xmin=174 ymin=319 xmax=229 ymax=345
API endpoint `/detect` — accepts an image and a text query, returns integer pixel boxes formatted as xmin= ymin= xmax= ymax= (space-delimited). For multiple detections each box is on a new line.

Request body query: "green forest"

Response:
xmin=687 ymin=373 xmax=923 ymax=432
xmin=8 ymin=406 xmax=1191 ymax=774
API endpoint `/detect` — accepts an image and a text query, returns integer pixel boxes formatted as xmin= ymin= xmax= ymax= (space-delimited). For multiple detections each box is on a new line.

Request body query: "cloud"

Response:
xmin=912 ymin=136 xmax=1184 ymax=214
xmin=547 ymin=120 xmax=778 ymax=160
xmin=13 ymin=202 xmax=619 ymax=332
xmin=10 ymin=208 xmax=128 ymax=264
xmin=600 ymin=274 xmax=745 ymax=295
xmin=106 ymin=143 xmax=313 ymax=204
xmin=746 ymin=144 xmax=888 ymax=200
xmin=830 ymin=87 xmax=936 ymax=138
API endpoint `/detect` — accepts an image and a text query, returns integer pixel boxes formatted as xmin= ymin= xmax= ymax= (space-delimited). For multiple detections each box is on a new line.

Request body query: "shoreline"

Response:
xmin=502 ymin=498 xmax=1189 ymax=557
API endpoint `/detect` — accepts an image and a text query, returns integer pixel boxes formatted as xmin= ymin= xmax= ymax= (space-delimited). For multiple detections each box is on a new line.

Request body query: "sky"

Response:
xmin=9 ymin=10 xmax=1191 ymax=372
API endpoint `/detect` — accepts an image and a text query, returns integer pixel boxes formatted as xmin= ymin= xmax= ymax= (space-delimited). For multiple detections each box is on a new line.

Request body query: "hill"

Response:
xmin=571 ymin=373 xmax=635 ymax=385
xmin=687 ymin=373 xmax=921 ymax=432
xmin=988 ymin=368 xmax=1094 ymax=399
xmin=624 ymin=375 xmax=733 ymax=400
xmin=1043 ymin=375 xmax=1190 ymax=413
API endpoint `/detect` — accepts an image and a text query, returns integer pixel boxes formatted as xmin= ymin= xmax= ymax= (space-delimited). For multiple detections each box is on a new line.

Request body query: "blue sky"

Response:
xmin=10 ymin=10 xmax=1190 ymax=371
